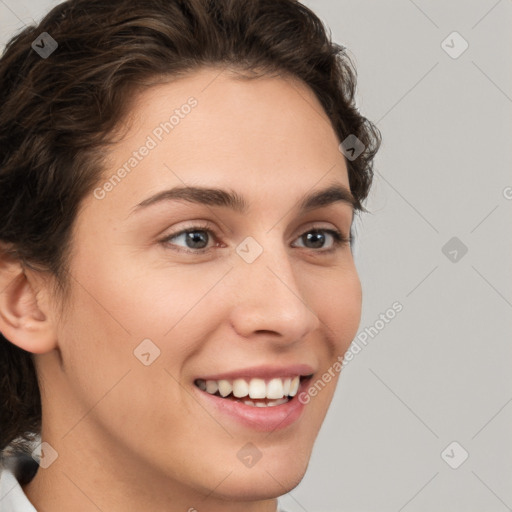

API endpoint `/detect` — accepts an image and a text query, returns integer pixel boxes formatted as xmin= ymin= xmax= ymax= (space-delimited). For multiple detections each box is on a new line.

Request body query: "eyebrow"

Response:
xmin=130 ymin=182 xmax=357 ymax=216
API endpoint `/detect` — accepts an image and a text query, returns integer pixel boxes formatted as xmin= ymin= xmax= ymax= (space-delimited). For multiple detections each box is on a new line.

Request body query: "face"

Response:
xmin=35 ymin=68 xmax=362 ymax=506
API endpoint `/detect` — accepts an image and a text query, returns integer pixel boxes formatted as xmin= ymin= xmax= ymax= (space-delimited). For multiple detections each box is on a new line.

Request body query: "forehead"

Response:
xmin=84 ymin=68 xmax=350 ymax=219
xmin=119 ymin=67 xmax=342 ymax=164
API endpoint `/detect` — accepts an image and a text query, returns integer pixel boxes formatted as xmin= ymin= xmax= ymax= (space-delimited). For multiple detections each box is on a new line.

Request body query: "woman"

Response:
xmin=0 ymin=0 xmax=381 ymax=510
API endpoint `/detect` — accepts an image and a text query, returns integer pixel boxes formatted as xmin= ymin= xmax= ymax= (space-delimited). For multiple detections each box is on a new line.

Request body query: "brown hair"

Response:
xmin=0 ymin=0 xmax=381 ymax=457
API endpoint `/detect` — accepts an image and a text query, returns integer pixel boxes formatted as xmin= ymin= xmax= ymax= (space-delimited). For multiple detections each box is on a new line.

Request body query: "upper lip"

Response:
xmin=196 ymin=364 xmax=315 ymax=381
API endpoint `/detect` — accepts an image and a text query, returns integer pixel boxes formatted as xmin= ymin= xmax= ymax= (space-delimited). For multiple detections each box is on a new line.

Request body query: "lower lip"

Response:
xmin=193 ymin=379 xmax=311 ymax=432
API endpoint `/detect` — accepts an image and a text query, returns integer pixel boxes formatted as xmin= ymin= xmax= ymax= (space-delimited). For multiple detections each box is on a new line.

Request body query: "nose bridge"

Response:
xmin=228 ymin=233 xmax=320 ymax=341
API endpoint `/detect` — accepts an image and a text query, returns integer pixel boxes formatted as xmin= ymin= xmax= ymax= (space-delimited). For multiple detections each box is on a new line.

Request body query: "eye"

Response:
xmin=160 ymin=223 xmax=219 ymax=254
xmin=292 ymin=227 xmax=351 ymax=252
xmin=160 ymin=224 xmax=351 ymax=255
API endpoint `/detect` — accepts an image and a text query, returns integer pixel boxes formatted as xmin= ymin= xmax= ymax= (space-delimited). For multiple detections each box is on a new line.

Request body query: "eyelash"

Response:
xmin=159 ymin=222 xmax=351 ymax=255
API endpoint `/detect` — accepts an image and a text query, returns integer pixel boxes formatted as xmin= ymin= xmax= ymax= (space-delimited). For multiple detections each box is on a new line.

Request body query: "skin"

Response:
xmin=0 ymin=67 xmax=362 ymax=512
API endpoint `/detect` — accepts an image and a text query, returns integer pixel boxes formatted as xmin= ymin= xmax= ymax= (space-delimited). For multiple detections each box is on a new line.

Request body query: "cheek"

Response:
xmin=308 ymin=265 xmax=362 ymax=352
xmin=70 ymin=242 xmax=231 ymax=343
xmin=55 ymin=283 xmax=135 ymax=398
xmin=56 ymin=257 xmax=233 ymax=435
xmin=297 ymin=266 xmax=361 ymax=418
xmin=54 ymin=273 xmax=205 ymax=454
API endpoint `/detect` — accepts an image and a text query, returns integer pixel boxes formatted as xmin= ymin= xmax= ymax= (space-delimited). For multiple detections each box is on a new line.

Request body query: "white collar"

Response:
xmin=0 ymin=465 xmax=38 ymax=511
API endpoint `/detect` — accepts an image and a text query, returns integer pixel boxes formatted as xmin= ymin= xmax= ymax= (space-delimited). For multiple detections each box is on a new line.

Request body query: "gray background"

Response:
xmin=1 ymin=1 xmax=511 ymax=511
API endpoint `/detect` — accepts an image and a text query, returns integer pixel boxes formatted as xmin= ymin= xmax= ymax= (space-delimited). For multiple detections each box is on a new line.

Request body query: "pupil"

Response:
xmin=187 ymin=231 xmax=208 ymax=249
xmin=305 ymin=231 xmax=324 ymax=248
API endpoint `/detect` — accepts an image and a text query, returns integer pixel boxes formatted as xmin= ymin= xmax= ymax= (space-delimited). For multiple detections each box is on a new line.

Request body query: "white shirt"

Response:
xmin=0 ymin=464 xmax=37 ymax=511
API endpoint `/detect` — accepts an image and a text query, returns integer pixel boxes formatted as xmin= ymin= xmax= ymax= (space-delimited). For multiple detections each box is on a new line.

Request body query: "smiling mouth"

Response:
xmin=194 ymin=375 xmax=313 ymax=407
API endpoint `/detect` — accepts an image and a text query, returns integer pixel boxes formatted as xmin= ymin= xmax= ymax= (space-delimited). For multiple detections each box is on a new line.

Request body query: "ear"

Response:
xmin=0 ymin=249 xmax=58 ymax=354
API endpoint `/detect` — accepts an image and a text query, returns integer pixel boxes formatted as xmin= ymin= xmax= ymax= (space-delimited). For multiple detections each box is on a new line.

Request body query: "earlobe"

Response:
xmin=0 ymin=254 xmax=58 ymax=354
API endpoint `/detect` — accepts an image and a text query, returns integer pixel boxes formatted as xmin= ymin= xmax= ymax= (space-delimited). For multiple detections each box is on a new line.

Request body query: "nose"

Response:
xmin=228 ymin=238 xmax=320 ymax=345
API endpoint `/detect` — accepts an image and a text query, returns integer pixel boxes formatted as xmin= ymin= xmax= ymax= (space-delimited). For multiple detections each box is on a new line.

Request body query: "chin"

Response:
xmin=211 ymin=451 xmax=310 ymax=502
xmin=215 ymin=471 xmax=307 ymax=502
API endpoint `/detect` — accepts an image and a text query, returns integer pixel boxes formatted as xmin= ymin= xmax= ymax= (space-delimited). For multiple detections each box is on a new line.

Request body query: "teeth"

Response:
xmin=267 ymin=378 xmax=284 ymax=399
xmin=217 ymin=379 xmax=232 ymax=397
xmin=267 ymin=398 xmax=288 ymax=407
xmin=196 ymin=375 xmax=306 ymax=400
xmin=248 ymin=378 xmax=266 ymax=399
xmin=205 ymin=380 xmax=218 ymax=394
xmin=283 ymin=378 xmax=291 ymax=396
xmin=232 ymin=378 xmax=249 ymax=398
xmin=289 ymin=376 xmax=300 ymax=397
xmin=251 ymin=397 xmax=288 ymax=408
